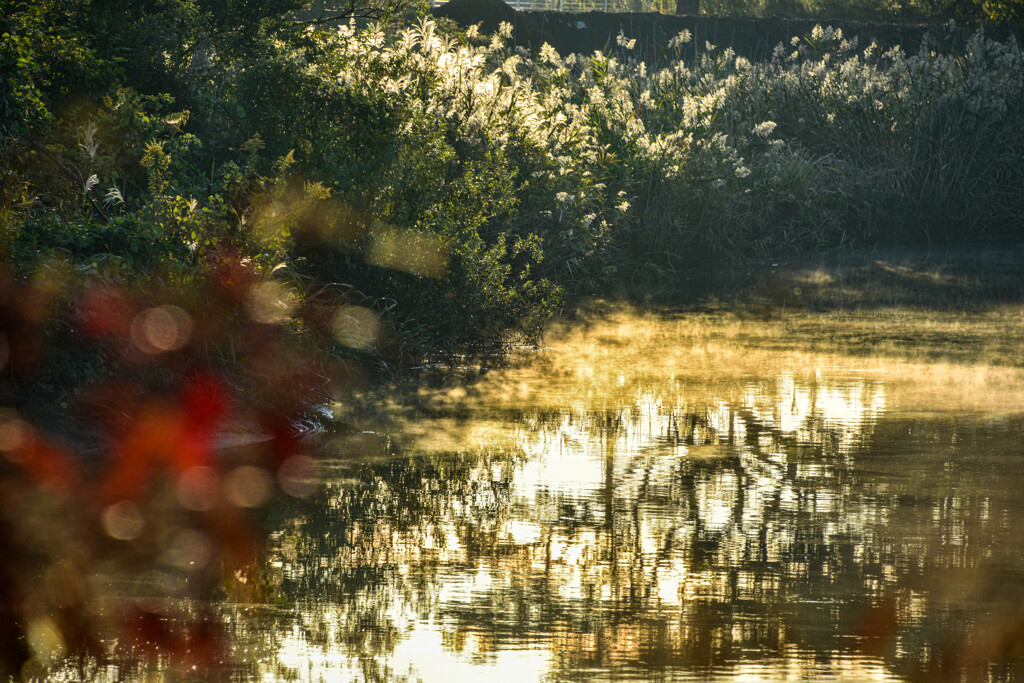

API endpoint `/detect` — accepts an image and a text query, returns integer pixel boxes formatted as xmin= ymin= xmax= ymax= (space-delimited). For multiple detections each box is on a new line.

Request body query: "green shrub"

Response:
xmin=4 ymin=4 xmax=1024 ymax=365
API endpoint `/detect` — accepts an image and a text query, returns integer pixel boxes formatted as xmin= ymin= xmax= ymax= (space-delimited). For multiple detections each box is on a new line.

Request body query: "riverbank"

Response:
xmin=3 ymin=3 xmax=1024 ymax=675
xmin=433 ymin=0 xmax=1024 ymax=59
xmin=624 ymin=243 xmax=1024 ymax=310
xmin=333 ymin=244 xmax=1024 ymax=453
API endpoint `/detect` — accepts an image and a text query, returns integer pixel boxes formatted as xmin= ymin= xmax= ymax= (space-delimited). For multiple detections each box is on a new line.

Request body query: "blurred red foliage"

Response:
xmin=0 ymin=248 xmax=354 ymax=676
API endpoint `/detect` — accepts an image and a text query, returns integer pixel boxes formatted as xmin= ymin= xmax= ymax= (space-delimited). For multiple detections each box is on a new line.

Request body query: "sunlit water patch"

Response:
xmin=235 ymin=304 xmax=1024 ymax=682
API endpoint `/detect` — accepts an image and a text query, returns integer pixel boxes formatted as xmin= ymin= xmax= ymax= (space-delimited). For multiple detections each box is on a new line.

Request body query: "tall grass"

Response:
xmin=6 ymin=13 xmax=1022 ymax=355
xmin=320 ymin=19 xmax=1022 ymax=285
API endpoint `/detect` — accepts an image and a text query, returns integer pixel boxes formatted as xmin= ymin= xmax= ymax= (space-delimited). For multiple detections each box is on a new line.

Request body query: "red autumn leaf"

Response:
xmin=99 ymin=405 xmax=183 ymax=503
xmin=180 ymin=370 xmax=232 ymax=437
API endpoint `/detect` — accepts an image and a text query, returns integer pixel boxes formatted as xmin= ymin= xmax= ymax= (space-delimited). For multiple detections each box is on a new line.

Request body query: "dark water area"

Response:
xmin=229 ymin=298 xmax=1024 ymax=682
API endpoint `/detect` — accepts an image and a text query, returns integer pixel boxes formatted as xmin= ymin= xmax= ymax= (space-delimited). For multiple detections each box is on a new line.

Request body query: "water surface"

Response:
xmin=240 ymin=291 xmax=1024 ymax=682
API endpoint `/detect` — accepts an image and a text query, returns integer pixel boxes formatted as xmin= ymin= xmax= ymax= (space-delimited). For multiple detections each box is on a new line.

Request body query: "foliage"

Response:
xmin=709 ymin=26 xmax=1024 ymax=245
xmin=8 ymin=2 xmax=1022 ymax=358
xmin=516 ymin=0 xmax=1023 ymax=25
xmin=697 ymin=0 xmax=1024 ymax=24
xmin=2 ymin=1 xmax=1024 ymax=673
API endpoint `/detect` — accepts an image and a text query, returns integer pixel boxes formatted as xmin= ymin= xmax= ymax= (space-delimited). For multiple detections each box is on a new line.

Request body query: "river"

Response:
xmin=226 ymin=262 xmax=1024 ymax=682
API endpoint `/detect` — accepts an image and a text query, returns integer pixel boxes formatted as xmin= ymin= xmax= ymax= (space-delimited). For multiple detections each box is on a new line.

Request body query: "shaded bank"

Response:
xmin=433 ymin=0 xmax=1024 ymax=60
xmin=626 ymin=245 xmax=1024 ymax=312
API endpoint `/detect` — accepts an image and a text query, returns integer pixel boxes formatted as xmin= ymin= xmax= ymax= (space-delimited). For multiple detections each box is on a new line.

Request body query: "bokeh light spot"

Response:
xmin=246 ymin=281 xmax=296 ymax=324
xmin=367 ymin=228 xmax=448 ymax=278
xmin=102 ymin=500 xmax=145 ymax=540
xmin=278 ymin=455 xmax=318 ymax=499
xmin=0 ymin=414 xmax=30 ymax=462
xmin=176 ymin=466 xmax=219 ymax=511
xmin=163 ymin=529 xmax=213 ymax=572
xmin=332 ymin=305 xmax=380 ymax=350
xmin=25 ymin=616 xmax=66 ymax=665
xmin=224 ymin=465 xmax=274 ymax=508
xmin=130 ymin=305 xmax=192 ymax=354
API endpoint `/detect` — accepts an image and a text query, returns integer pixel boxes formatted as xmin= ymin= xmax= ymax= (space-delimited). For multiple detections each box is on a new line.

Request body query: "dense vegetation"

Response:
xmin=550 ymin=0 xmax=1021 ymax=25
xmin=695 ymin=0 xmax=1024 ymax=25
xmin=1 ymin=0 xmax=1023 ymax=675
xmin=4 ymin=2 xmax=1023 ymax=369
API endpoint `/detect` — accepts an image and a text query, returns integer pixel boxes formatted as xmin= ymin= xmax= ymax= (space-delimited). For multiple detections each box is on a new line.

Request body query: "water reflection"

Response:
xmin=239 ymin=307 xmax=1024 ymax=682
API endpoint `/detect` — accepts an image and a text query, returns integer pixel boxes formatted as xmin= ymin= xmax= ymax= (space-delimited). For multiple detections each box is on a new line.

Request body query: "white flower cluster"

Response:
xmin=616 ymin=33 xmax=637 ymax=50
xmin=305 ymin=16 xmax=1023 ymax=267
xmin=752 ymin=121 xmax=777 ymax=138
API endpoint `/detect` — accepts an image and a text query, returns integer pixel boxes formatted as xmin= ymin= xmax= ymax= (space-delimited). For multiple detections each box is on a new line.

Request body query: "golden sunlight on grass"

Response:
xmin=343 ymin=301 xmax=1024 ymax=457
xmin=349 ymin=252 xmax=1024 ymax=455
xmin=519 ymin=302 xmax=1024 ymax=415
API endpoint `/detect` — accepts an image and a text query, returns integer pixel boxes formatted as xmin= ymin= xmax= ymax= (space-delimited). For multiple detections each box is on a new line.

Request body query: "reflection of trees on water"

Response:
xmin=242 ymin=375 xmax=1024 ymax=681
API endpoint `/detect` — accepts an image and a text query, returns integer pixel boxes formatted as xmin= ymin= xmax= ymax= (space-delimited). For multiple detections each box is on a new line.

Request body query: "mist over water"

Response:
xmin=233 ymin=302 xmax=1024 ymax=682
